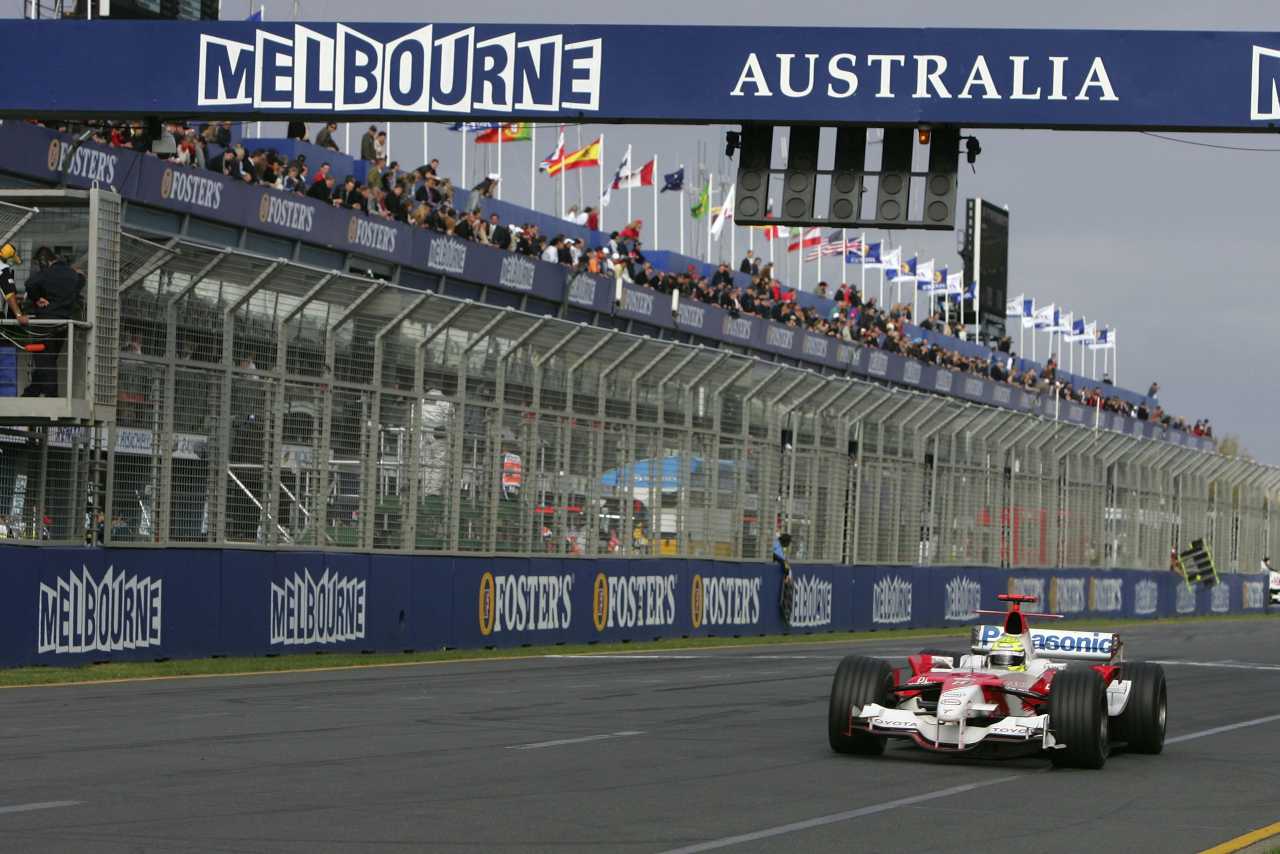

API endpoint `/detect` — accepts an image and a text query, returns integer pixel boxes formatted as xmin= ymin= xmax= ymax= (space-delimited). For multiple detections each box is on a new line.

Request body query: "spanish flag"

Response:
xmin=545 ymin=137 xmax=601 ymax=176
xmin=475 ymin=122 xmax=533 ymax=144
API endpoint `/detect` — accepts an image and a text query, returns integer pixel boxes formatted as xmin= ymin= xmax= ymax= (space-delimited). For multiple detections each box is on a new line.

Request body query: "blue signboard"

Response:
xmin=0 ymin=544 xmax=1264 ymax=667
xmin=3 ymin=22 xmax=1279 ymax=131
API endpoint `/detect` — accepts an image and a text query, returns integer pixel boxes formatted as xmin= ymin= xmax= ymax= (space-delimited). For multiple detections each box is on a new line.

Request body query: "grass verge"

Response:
xmin=1 ymin=612 xmax=1272 ymax=689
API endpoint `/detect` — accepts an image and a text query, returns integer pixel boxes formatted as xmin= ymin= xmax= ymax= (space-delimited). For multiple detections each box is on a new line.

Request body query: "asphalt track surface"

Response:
xmin=2 ymin=619 xmax=1280 ymax=853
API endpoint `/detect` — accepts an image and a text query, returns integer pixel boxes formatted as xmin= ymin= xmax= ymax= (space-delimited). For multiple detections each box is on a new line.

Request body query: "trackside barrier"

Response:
xmin=0 ymin=546 xmax=1268 ymax=668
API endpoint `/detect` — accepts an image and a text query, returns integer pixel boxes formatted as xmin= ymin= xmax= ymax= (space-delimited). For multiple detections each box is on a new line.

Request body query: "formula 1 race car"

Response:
xmin=828 ymin=594 xmax=1166 ymax=768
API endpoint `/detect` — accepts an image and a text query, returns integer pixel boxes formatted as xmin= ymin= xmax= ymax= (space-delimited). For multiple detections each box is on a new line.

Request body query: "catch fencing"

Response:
xmin=2 ymin=214 xmax=1279 ymax=574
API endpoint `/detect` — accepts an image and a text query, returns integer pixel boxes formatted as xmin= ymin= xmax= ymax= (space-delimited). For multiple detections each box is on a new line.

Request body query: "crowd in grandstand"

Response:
xmin=30 ymin=118 xmax=1212 ymax=439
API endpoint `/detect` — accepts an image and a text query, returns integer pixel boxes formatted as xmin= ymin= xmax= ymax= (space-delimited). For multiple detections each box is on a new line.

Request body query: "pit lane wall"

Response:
xmin=0 ymin=547 xmax=1268 ymax=667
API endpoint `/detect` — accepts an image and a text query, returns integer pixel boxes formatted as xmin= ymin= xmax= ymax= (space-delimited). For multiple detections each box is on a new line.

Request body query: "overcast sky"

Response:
xmin=222 ymin=1 xmax=1276 ymax=462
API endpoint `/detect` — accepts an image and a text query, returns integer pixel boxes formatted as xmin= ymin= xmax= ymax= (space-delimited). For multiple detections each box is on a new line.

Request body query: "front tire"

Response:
xmin=1048 ymin=668 xmax=1110 ymax=769
xmin=828 ymin=655 xmax=892 ymax=755
xmin=1116 ymin=662 xmax=1167 ymax=754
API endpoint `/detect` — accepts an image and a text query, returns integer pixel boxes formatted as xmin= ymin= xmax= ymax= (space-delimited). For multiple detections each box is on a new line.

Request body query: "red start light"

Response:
xmin=918 ymin=128 xmax=931 ymax=145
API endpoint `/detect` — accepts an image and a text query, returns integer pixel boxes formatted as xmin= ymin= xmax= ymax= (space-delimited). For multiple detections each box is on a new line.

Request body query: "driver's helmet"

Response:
xmin=989 ymin=634 xmax=1027 ymax=672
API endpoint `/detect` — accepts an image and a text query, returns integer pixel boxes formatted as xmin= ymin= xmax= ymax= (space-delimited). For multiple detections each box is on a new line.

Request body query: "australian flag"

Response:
xmin=660 ymin=167 xmax=684 ymax=193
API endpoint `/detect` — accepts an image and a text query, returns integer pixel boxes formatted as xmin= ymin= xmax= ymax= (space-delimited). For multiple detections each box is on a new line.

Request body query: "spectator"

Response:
xmin=473 ymin=173 xmax=500 ymax=199
xmin=489 ymin=214 xmax=511 ymax=251
xmin=541 ymin=237 xmax=560 ymax=264
xmin=286 ymin=120 xmax=308 ymax=141
xmin=584 ymin=206 xmax=599 ymax=231
xmin=314 ymin=122 xmax=340 ymax=152
xmin=336 ymin=176 xmax=362 ymax=209
xmin=374 ymin=130 xmax=387 ymax=161
xmin=740 ymin=250 xmax=759 ymax=276
xmin=307 ymin=174 xmax=335 ymax=203
xmin=1148 ymin=381 xmax=1160 ymax=400
xmin=360 ymin=125 xmax=379 ymax=161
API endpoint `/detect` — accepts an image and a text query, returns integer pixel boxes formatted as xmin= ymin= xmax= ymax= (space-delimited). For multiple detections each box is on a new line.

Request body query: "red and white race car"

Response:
xmin=828 ymin=594 xmax=1166 ymax=768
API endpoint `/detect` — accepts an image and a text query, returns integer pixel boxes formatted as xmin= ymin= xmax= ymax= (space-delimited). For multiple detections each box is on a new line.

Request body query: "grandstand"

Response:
xmin=0 ymin=118 xmax=1275 ymax=574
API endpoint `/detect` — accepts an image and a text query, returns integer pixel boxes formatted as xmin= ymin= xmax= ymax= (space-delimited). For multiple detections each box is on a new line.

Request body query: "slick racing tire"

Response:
xmin=828 ymin=655 xmax=893 ymax=756
xmin=1048 ymin=668 xmax=1110 ymax=769
xmin=1116 ymin=662 xmax=1167 ymax=754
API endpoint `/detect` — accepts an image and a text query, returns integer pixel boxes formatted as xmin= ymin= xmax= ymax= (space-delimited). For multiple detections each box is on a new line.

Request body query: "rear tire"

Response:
xmin=1048 ymin=668 xmax=1110 ymax=769
xmin=1116 ymin=662 xmax=1167 ymax=754
xmin=828 ymin=655 xmax=893 ymax=755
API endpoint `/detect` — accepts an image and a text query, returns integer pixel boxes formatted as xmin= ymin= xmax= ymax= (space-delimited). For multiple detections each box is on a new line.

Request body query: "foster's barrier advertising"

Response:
xmin=0 ymin=546 xmax=1267 ymax=667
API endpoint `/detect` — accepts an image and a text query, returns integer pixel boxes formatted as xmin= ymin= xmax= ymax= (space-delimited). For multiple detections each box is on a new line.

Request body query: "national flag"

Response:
xmin=1083 ymin=321 xmax=1098 ymax=343
xmin=661 ymin=167 xmax=684 ymax=193
xmin=1006 ymin=294 xmax=1025 ymax=316
xmin=787 ymin=227 xmax=822 ymax=253
xmin=539 ymin=126 xmax=566 ymax=173
xmin=245 ymin=6 xmax=263 ymax=20
xmin=602 ymin=146 xmax=632 ymax=207
xmin=761 ymin=217 xmax=789 ymax=240
xmin=450 ymin=121 xmax=502 ymax=133
xmin=710 ymin=183 xmax=736 ymax=239
xmin=544 ymin=137 xmax=601 ymax=176
xmin=617 ymin=158 xmax=656 ymax=191
xmin=1053 ymin=310 xmax=1072 ymax=333
xmin=474 ymin=123 xmax=532 ymax=144
xmin=691 ymin=179 xmax=710 ymax=219
xmin=805 ymin=235 xmax=858 ymax=261
xmin=1034 ymin=303 xmax=1056 ymax=329
xmin=945 ymin=272 xmax=964 ymax=295
xmin=846 ymin=239 xmax=875 ymax=265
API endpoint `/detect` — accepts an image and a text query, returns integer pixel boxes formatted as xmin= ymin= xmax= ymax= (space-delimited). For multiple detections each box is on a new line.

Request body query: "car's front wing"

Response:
xmin=853 ymin=704 xmax=1059 ymax=752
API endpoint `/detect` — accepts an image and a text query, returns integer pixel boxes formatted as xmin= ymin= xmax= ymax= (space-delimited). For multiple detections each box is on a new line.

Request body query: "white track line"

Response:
xmin=507 ymin=731 xmax=644 ymax=750
xmin=0 ymin=801 xmax=81 ymax=816
xmin=656 ymin=776 xmax=1020 ymax=854
xmin=1150 ymin=659 xmax=1280 ymax=672
xmin=1166 ymin=714 xmax=1280 ymax=745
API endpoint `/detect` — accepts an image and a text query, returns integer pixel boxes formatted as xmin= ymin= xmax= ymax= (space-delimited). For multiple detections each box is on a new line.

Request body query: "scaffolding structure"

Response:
xmin=2 ymin=195 xmax=1279 ymax=571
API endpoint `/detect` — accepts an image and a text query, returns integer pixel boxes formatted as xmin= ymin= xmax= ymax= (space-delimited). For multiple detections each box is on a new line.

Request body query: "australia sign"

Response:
xmin=1 ymin=22 xmax=1278 ymax=130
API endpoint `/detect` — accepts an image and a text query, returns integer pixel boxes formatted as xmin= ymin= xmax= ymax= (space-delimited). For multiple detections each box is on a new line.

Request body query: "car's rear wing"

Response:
xmin=971 ymin=625 xmax=1120 ymax=662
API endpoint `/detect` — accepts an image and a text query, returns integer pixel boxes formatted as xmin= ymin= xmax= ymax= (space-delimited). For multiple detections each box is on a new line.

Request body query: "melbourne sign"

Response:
xmin=3 ymin=23 xmax=1276 ymax=130
xmin=38 ymin=565 xmax=162 ymax=654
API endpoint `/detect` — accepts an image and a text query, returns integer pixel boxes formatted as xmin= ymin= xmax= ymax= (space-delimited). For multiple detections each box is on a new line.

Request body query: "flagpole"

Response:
xmin=560 ymin=130 xmax=566 ymax=219
xmin=345 ymin=123 xmax=350 ymax=157
xmin=422 ymin=122 xmax=428 ymax=172
xmin=679 ymin=172 xmax=685 ymax=256
xmin=858 ymin=234 xmax=867 ymax=303
xmin=973 ymin=195 xmax=983 ymax=344
xmin=840 ymin=228 xmax=847 ymax=291
xmin=387 ymin=123 xmax=393 ymax=165
xmin=496 ymin=124 xmax=502 ymax=200
xmin=706 ymin=172 xmax=714 ymax=264
xmin=1114 ymin=332 xmax=1119 ymax=385
xmin=598 ymin=133 xmax=605 ymax=231
xmin=530 ymin=124 xmax=536 ymax=212
xmin=626 ymin=147 xmax=633 ymax=225
xmin=910 ymin=256 xmax=916 ymax=321
xmin=576 ymin=126 xmax=585 ymax=211
xmin=652 ymin=154 xmax=658 ymax=248
xmin=879 ymin=262 xmax=885 ymax=308
xmin=460 ymin=127 xmax=466 ymax=202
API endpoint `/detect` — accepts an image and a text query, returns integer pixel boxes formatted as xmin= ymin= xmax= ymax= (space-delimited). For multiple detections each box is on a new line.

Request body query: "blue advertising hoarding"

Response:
xmin=0 ymin=544 xmax=1266 ymax=668
xmin=2 ymin=23 xmax=1279 ymax=131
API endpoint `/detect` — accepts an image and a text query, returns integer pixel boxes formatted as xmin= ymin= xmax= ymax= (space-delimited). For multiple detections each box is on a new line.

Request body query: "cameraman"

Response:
xmin=21 ymin=246 xmax=85 ymax=398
